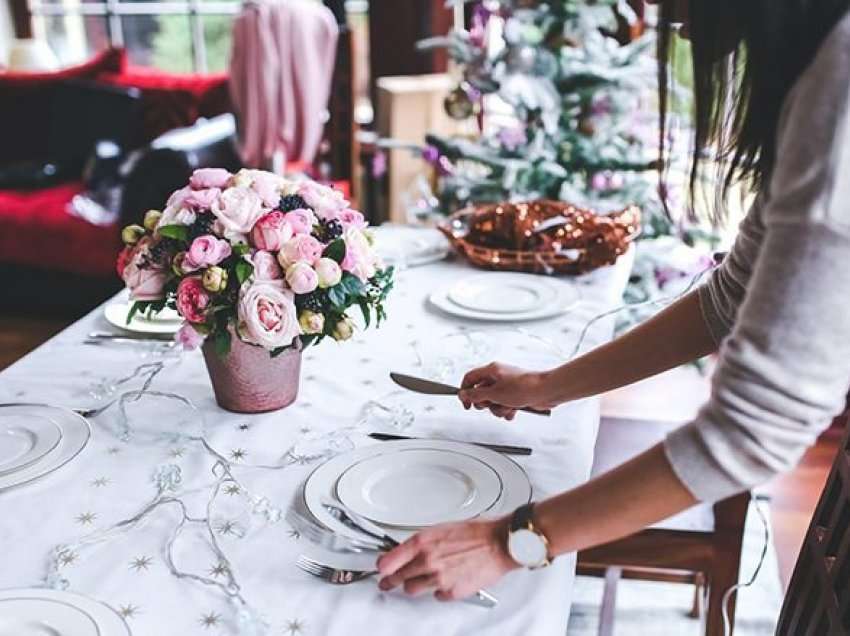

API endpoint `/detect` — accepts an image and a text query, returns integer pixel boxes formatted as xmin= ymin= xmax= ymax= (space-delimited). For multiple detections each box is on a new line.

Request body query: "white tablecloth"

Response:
xmin=0 ymin=253 xmax=631 ymax=636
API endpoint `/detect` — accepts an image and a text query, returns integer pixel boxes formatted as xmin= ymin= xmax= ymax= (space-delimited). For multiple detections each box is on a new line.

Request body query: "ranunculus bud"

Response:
xmin=143 ymin=209 xmax=163 ymax=232
xmin=202 ymin=266 xmax=228 ymax=293
xmin=285 ymin=262 xmax=319 ymax=294
xmin=331 ymin=317 xmax=354 ymax=342
xmin=298 ymin=310 xmax=325 ymax=335
xmin=122 ymin=224 xmax=146 ymax=245
xmin=315 ymin=257 xmax=342 ymax=288
xmin=172 ymin=252 xmax=188 ymax=276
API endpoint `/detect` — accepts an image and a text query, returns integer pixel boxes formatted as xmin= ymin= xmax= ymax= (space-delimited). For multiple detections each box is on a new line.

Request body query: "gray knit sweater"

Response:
xmin=663 ymin=12 xmax=850 ymax=502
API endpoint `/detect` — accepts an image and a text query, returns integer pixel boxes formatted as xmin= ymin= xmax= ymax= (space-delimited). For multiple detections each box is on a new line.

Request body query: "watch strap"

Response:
xmin=510 ymin=502 xmax=536 ymax=532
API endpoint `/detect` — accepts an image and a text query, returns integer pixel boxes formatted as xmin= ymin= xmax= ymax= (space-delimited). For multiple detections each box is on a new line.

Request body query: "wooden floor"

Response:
xmin=0 ymin=317 xmax=839 ymax=589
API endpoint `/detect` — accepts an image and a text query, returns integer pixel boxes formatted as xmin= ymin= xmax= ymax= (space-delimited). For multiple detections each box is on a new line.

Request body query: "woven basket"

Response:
xmin=438 ymin=200 xmax=641 ymax=276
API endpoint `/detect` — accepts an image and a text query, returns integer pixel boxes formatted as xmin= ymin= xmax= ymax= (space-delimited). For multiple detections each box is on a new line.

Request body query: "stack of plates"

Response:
xmin=429 ymin=272 xmax=580 ymax=322
xmin=0 ymin=404 xmax=91 ymax=492
xmin=371 ymin=225 xmax=450 ymax=268
xmin=0 ymin=589 xmax=129 ymax=635
xmin=301 ymin=439 xmax=531 ymax=541
xmin=104 ymin=302 xmax=182 ymax=335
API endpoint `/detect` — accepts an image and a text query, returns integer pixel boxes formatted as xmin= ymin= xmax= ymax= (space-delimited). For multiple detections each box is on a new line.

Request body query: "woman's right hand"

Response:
xmin=458 ymin=363 xmax=558 ymax=421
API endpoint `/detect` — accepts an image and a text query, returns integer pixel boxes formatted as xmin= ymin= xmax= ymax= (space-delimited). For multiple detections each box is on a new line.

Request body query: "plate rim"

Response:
xmin=429 ymin=278 xmax=580 ymax=322
xmin=334 ymin=447 xmax=504 ymax=528
xmin=0 ymin=414 xmax=63 ymax=477
xmin=103 ymin=302 xmax=182 ymax=335
xmin=0 ymin=404 xmax=92 ymax=493
xmin=0 ymin=588 xmax=130 ymax=636
xmin=0 ymin=595 xmax=101 ymax=635
xmin=447 ymin=273 xmax=561 ymax=314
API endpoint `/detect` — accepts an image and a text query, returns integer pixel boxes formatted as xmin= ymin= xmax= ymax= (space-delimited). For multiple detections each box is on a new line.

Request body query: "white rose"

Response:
xmin=315 ymin=258 xmax=342 ymax=288
xmin=237 ymin=280 xmax=302 ymax=350
xmin=211 ymin=186 xmax=266 ymax=235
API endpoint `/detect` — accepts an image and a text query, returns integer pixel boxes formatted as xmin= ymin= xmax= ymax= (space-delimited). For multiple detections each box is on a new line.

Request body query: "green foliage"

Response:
xmin=234 ymin=260 xmax=254 ymax=286
xmin=158 ymin=225 xmax=189 ymax=242
xmin=213 ymin=328 xmax=231 ymax=357
xmin=323 ymin=238 xmax=346 ymax=264
xmin=151 ymin=14 xmax=232 ymax=74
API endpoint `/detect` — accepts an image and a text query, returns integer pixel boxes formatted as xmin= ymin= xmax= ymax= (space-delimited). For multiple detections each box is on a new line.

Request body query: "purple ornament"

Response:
xmin=590 ymin=172 xmax=609 ymax=191
xmin=498 ymin=126 xmax=527 ymax=151
xmin=422 ymin=145 xmax=441 ymax=164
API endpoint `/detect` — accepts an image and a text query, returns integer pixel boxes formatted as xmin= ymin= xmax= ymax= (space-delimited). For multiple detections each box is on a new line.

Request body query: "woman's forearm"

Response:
xmin=543 ymin=289 xmax=717 ymax=404
xmin=535 ymin=444 xmax=697 ymax=555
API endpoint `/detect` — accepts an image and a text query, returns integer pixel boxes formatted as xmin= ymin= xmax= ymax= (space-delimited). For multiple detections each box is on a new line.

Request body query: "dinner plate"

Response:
xmin=429 ymin=277 xmax=580 ymax=322
xmin=371 ymin=225 xmax=450 ymax=268
xmin=302 ymin=439 xmax=531 ymax=542
xmin=335 ymin=448 xmax=503 ymax=527
xmin=0 ymin=413 xmax=62 ymax=477
xmin=448 ymin=273 xmax=560 ymax=314
xmin=0 ymin=589 xmax=130 ymax=636
xmin=0 ymin=405 xmax=91 ymax=492
xmin=104 ymin=301 xmax=182 ymax=335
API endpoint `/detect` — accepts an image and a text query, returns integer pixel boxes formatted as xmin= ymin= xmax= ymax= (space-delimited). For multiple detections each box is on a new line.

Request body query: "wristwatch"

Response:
xmin=507 ymin=503 xmax=552 ymax=569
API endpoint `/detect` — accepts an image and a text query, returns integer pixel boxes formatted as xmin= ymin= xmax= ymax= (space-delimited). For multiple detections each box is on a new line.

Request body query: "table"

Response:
xmin=0 ymin=252 xmax=632 ymax=636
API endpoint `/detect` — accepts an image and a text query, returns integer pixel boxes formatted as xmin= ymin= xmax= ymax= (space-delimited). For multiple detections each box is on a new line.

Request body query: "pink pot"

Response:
xmin=202 ymin=335 xmax=302 ymax=413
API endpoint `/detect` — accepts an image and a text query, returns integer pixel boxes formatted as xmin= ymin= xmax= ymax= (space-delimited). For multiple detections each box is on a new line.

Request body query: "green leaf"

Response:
xmin=358 ymin=300 xmax=371 ymax=328
xmin=232 ymin=243 xmax=250 ymax=257
xmin=341 ymin=273 xmax=366 ymax=296
xmin=126 ymin=301 xmax=145 ymax=324
xmin=213 ymin=329 xmax=231 ymax=357
xmin=323 ymin=238 xmax=346 ymax=264
xmin=235 ymin=260 xmax=254 ymax=285
xmin=327 ymin=284 xmax=347 ymax=308
xmin=270 ymin=346 xmax=288 ymax=358
xmin=158 ymin=224 xmax=189 ymax=242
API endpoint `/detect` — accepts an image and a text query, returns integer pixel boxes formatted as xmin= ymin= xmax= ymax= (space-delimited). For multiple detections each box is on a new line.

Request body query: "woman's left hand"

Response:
xmin=376 ymin=517 xmax=519 ymax=601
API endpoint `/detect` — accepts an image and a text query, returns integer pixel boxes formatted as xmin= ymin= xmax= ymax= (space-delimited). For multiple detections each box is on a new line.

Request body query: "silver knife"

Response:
xmin=389 ymin=372 xmax=551 ymax=417
xmin=88 ymin=331 xmax=174 ymax=342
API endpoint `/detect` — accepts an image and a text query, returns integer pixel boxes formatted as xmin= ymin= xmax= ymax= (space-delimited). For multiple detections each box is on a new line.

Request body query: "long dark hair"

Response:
xmin=658 ymin=0 xmax=850 ymax=219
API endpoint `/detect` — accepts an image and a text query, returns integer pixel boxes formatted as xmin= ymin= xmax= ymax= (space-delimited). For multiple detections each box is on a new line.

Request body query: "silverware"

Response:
xmin=286 ymin=507 xmax=387 ymax=554
xmin=72 ymin=398 xmax=118 ymax=419
xmin=368 ymin=432 xmax=533 ymax=456
xmin=390 ymin=372 xmax=551 ymax=417
xmin=296 ymin=555 xmax=377 ymax=585
xmin=87 ymin=331 xmax=175 ymax=342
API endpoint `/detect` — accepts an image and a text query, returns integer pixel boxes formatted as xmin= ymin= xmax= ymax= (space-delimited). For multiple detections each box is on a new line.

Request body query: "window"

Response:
xmin=27 ymin=0 xmax=240 ymax=73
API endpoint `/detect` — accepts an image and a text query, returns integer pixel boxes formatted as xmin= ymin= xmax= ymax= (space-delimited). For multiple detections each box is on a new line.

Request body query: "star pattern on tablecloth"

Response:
xmin=199 ymin=612 xmax=221 ymax=628
xmin=106 ymin=446 xmax=122 ymax=455
xmin=58 ymin=550 xmax=78 ymax=567
xmin=361 ymin=379 xmax=375 ymax=386
xmin=208 ymin=562 xmax=229 ymax=578
xmin=229 ymin=448 xmax=247 ymax=462
xmin=299 ymin=425 xmax=311 ymax=435
xmin=283 ymin=618 xmax=306 ymax=634
xmin=75 ymin=511 xmax=97 ymax=525
xmin=237 ymin=422 xmax=251 ymax=432
xmin=90 ymin=476 xmax=110 ymax=488
xmin=214 ymin=519 xmax=239 ymax=536
xmin=424 ymin=405 xmax=436 ymax=413
xmin=305 ymin=375 xmax=316 ymax=382
xmin=129 ymin=555 xmax=152 ymax=572
xmin=118 ymin=604 xmax=140 ymax=619
xmin=168 ymin=447 xmax=185 ymax=459
xmin=223 ymin=483 xmax=241 ymax=496
xmin=287 ymin=528 xmax=300 ymax=540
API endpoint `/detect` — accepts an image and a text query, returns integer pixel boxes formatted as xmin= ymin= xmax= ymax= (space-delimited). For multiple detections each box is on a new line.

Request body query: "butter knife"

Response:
xmin=369 ymin=432 xmax=532 ymax=456
xmin=389 ymin=372 xmax=552 ymax=417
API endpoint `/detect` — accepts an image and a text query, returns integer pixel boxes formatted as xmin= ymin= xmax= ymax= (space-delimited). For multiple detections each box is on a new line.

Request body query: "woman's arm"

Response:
xmin=459 ymin=289 xmax=717 ymax=417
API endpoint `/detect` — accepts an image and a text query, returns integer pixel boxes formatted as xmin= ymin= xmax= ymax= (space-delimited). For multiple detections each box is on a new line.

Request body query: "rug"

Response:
xmin=566 ymin=501 xmax=784 ymax=635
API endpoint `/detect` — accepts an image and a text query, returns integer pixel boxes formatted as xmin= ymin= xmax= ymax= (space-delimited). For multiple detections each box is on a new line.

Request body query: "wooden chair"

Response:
xmin=776 ymin=414 xmax=850 ymax=635
xmin=577 ymin=417 xmax=751 ymax=636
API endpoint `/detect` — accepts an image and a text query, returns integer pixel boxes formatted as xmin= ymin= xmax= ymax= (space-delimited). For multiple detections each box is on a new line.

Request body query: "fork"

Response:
xmin=72 ymin=398 xmax=118 ymax=419
xmin=296 ymin=555 xmax=377 ymax=584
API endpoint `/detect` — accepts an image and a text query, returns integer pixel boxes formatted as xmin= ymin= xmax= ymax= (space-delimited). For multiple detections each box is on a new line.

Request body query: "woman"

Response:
xmin=377 ymin=0 xmax=850 ymax=601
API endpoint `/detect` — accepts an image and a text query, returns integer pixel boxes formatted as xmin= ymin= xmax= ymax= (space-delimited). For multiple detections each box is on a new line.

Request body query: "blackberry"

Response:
xmin=188 ymin=213 xmax=216 ymax=240
xmin=143 ymin=238 xmax=178 ymax=269
xmin=279 ymin=194 xmax=307 ymax=212
xmin=313 ymin=218 xmax=343 ymax=243
xmin=297 ymin=291 xmax=327 ymax=313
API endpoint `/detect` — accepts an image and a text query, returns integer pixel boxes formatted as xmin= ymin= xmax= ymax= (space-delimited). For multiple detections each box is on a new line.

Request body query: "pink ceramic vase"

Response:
xmin=202 ymin=334 xmax=302 ymax=413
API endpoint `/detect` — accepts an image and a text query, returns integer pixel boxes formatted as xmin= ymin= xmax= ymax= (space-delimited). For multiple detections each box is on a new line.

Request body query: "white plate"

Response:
xmin=303 ymin=439 xmax=531 ymax=542
xmin=336 ymin=448 xmax=503 ymax=527
xmin=0 ymin=405 xmax=91 ymax=492
xmin=372 ymin=225 xmax=449 ymax=268
xmin=0 ymin=413 xmax=62 ymax=477
xmin=104 ymin=302 xmax=182 ymax=335
xmin=448 ymin=273 xmax=560 ymax=314
xmin=429 ymin=277 xmax=580 ymax=322
xmin=0 ymin=589 xmax=130 ymax=636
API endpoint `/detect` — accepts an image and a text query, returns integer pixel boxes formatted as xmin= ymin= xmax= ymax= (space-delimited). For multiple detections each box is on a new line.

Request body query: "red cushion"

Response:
xmin=96 ymin=68 xmax=231 ymax=143
xmin=0 ymin=49 xmax=126 ymax=165
xmin=0 ymin=184 xmax=120 ymax=277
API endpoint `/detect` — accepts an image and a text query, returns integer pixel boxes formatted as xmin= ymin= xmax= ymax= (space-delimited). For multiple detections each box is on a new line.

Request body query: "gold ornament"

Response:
xmin=444 ymin=86 xmax=476 ymax=120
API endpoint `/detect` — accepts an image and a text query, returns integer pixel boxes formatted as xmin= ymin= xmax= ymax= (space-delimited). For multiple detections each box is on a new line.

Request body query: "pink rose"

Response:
xmin=176 ymin=277 xmax=211 ymax=323
xmin=183 ymin=235 xmax=232 ymax=272
xmin=251 ymin=250 xmax=283 ymax=280
xmin=298 ymin=182 xmax=348 ymax=221
xmin=158 ymin=201 xmax=196 ymax=229
xmin=211 ymin=186 xmax=266 ymax=234
xmin=190 ymin=168 xmax=232 ymax=190
xmin=337 ymin=208 xmax=367 ymax=230
xmin=175 ymin=323 xmax=205 ymax=351
xmin=251 ymin=171 xmax=282 ymax=208
xmin=284 ymin=208 xmax=317 ymax=235
xmin=341 ymin=227 xmax=377 ymax=282
xmin=285 ymin=262 xmax=319 ymax=294
xmin=122 ymin=237 xmax=167 ymax=301
xmin=183 ymin=188 xmax=221 ymax=210
xmin=116 ymin=246 xmax=132 ymax=278
xmin=278 ymin=234 xmax=324 ymax=268
xmin=237 ymin=280 xmax=301 ymax=349
xmin=251 ymin=211 xmax=294 ymax=251
xmin=166 ymin=186 xmax=192 ymax=209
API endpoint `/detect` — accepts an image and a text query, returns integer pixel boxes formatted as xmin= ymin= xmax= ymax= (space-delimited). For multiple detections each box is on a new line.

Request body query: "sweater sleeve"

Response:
xmin=664 ymin=15 xmax=850 ymax=502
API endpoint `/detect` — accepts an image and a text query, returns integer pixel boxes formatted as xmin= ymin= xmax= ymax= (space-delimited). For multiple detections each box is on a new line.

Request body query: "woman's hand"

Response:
xmin=458 ymin=363 xmax=557 ymax=420
xmin=376 ymin=518 xmax=519 ymax=601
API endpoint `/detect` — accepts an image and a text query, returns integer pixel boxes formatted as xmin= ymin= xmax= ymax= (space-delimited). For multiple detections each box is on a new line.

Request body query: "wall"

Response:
xmin=0 ymin=0 xmax=14 ymax=66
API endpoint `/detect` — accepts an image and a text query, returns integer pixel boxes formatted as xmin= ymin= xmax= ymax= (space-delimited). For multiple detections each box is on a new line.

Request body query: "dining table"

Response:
xmin=0 ymin=247 xmax=633 ymax=636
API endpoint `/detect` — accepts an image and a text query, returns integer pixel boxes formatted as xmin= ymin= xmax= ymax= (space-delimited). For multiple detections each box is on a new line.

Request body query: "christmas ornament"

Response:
xmin=444 ymin=84 xmax=478 ymax=120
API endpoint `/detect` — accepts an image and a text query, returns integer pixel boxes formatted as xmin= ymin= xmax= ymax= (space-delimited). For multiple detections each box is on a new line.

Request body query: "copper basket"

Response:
xmin=438 ymin=200 xmax=641 ymax=276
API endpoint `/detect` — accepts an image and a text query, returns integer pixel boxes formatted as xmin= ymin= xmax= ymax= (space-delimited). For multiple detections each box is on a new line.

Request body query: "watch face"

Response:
xmin=508 ymin=528 xmax=548 ymax=568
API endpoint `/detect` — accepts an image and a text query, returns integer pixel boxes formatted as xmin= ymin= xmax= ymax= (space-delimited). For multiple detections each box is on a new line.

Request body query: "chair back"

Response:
xmin=776 ymin=415 xmax=850 ymax=635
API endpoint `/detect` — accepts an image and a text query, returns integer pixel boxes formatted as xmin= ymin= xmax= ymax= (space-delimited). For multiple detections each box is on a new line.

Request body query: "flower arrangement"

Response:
xmin=117 ymin=169 xmax=394 ymax=357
